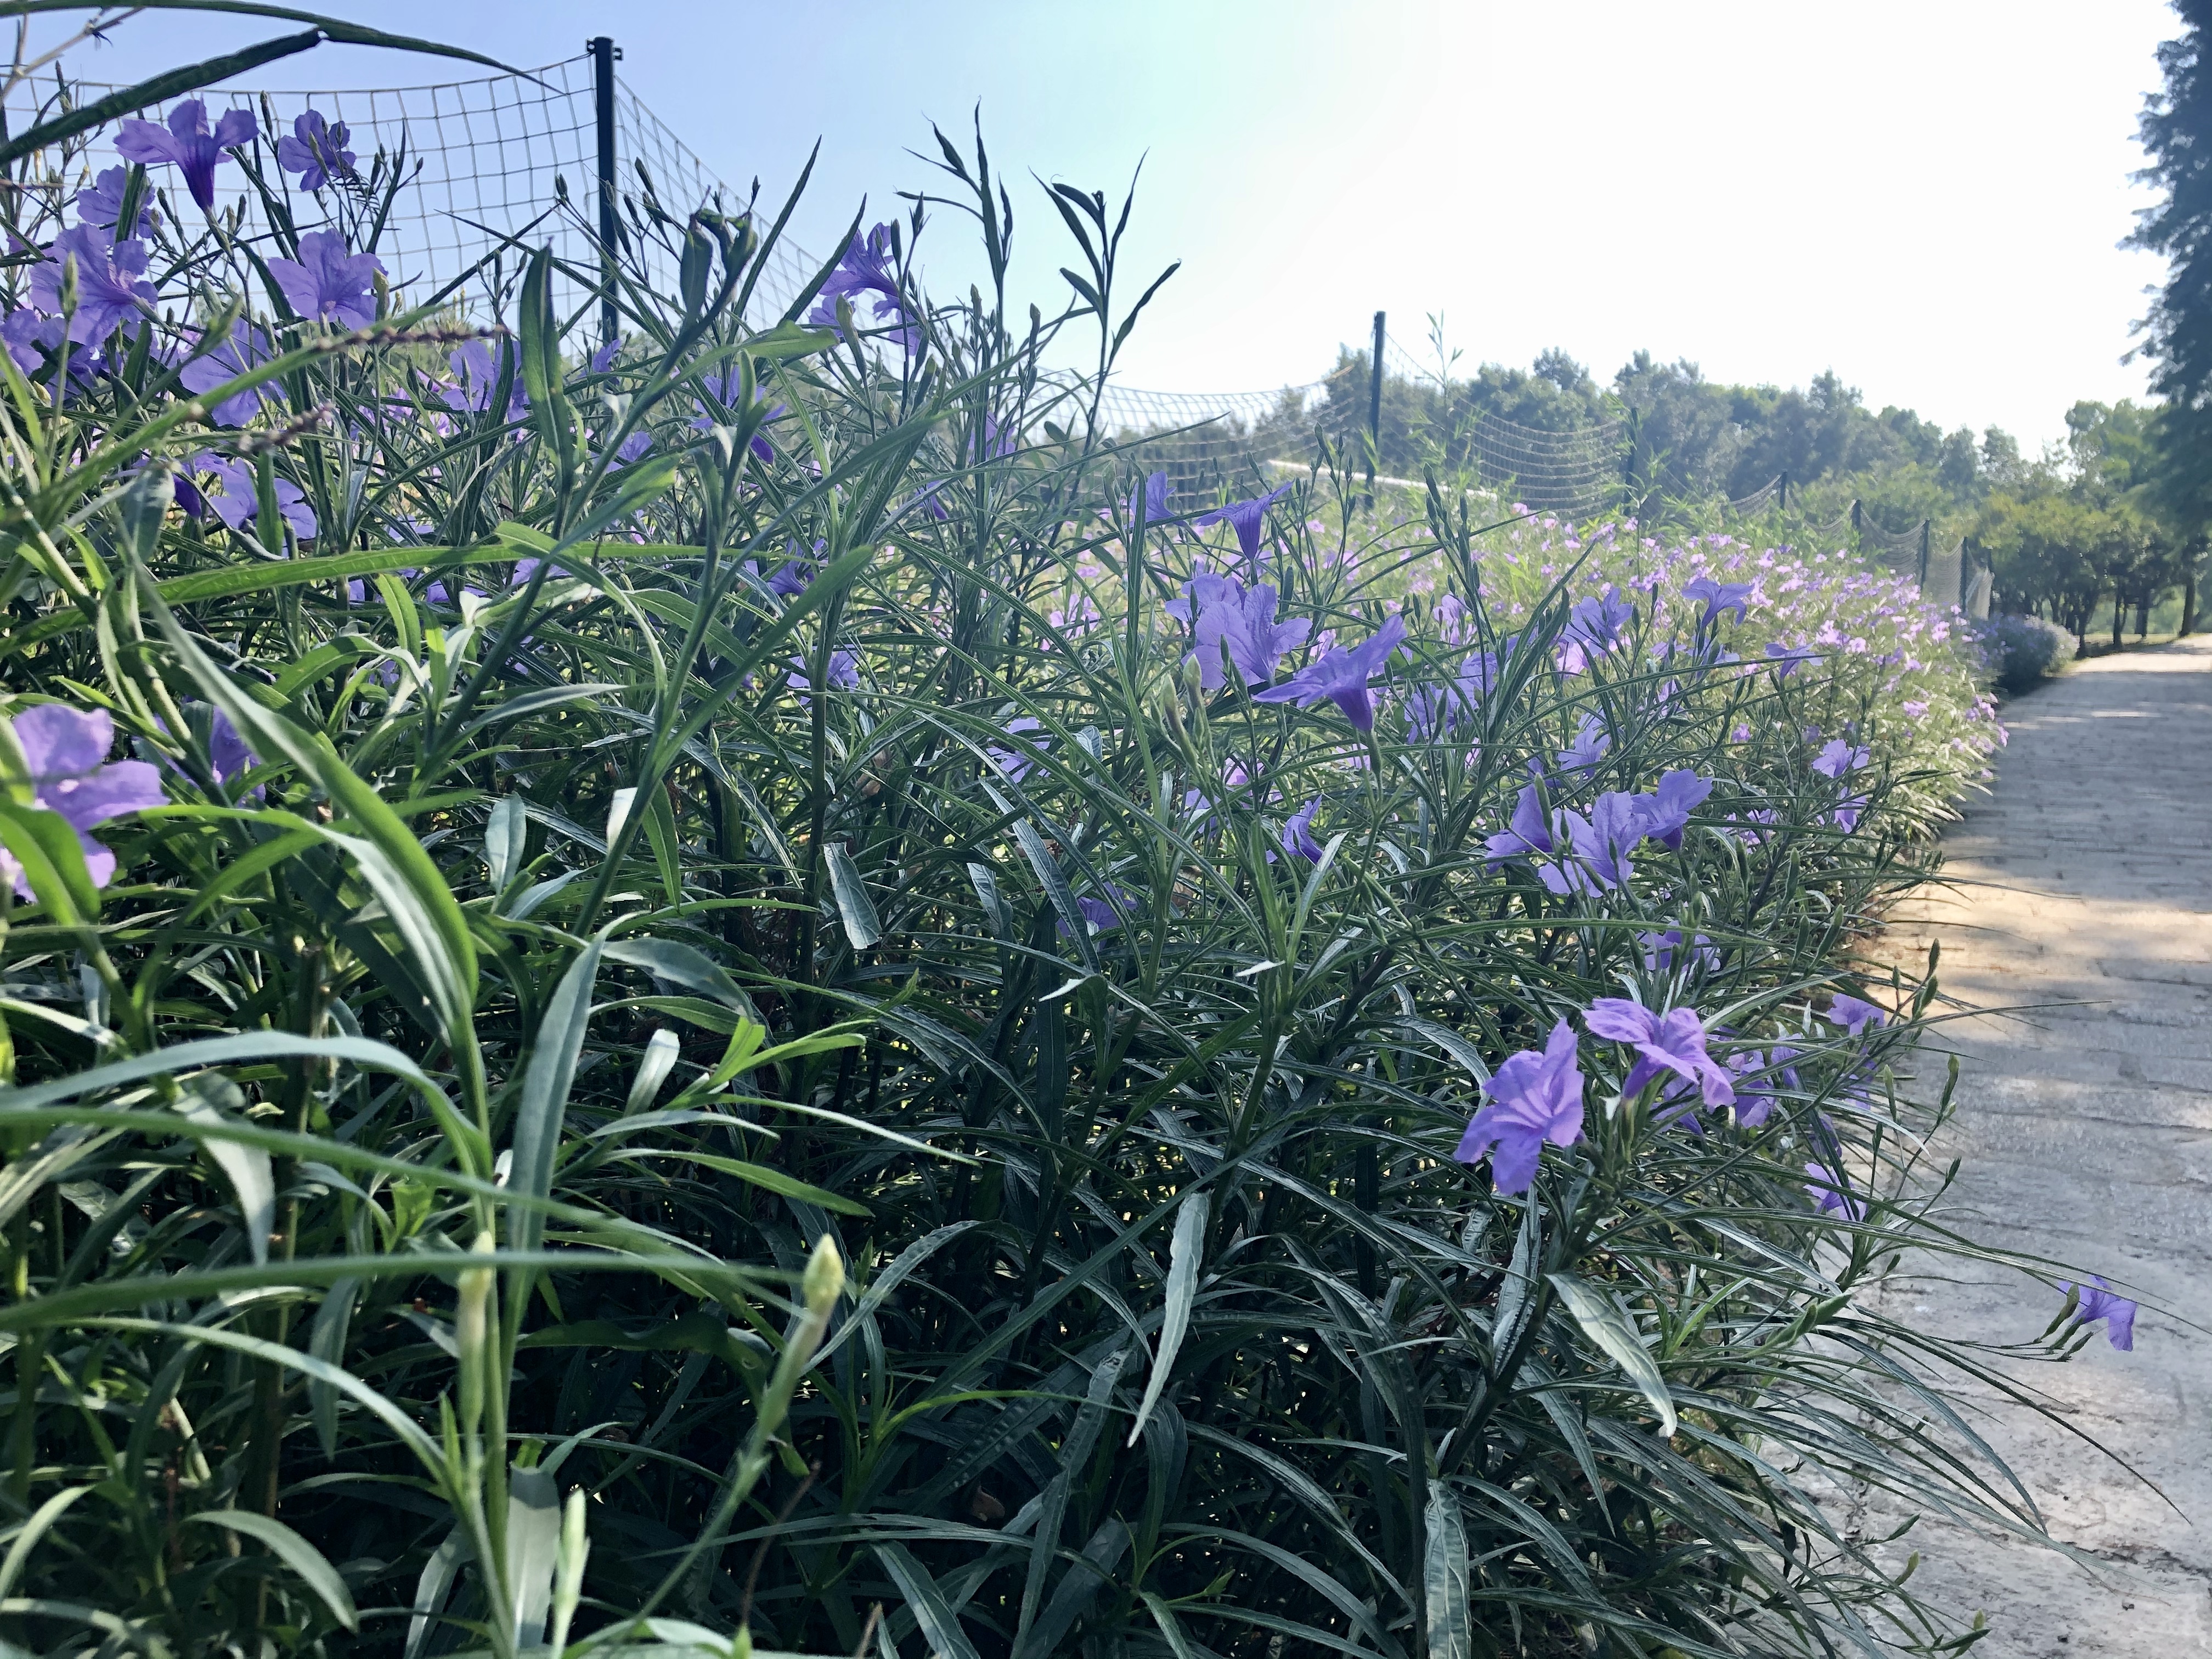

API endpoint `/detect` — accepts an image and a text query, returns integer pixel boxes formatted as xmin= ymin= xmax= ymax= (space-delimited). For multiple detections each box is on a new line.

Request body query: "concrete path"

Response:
xmin=1865 ymin=638 xmax=2212 ymax=1656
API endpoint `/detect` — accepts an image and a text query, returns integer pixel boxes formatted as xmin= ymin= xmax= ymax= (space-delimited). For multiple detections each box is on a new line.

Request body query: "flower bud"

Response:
xmin=802 ymin=1233 xmax=844 ymax=1317
xmin=455 ymin=1229 xmax=495 ymax=1434
xmin=549 ymin=1483 xmax=591 ymax=1656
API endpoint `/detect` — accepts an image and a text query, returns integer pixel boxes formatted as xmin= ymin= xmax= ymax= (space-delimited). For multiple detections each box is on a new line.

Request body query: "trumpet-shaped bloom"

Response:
xmin=175 ymin=321 xmax=281 ymax=426
xmin=1 ymin=704 xmax=165 ymax=894
xmin=1639 ymin=928 xmax=1718 ymax=976
xmin=1485 ymin=785 xmax=1554 ymax=865
xmin=30 ymin=224 xmax=156 ymax=344
xmin=1812 ymin=738 xmax=1869 ymax=778
xmin=1168 ymin=574 xmax=1312 ymax=690
xmin=189 ymin=454 xmax=317 ymax=540
xmin=1407 ymin=651 xmax=1499 ymax=740
xmin=1804 ymin=1163 xmax=1865 ymax=1222
xmin=1540 ymin=790 xmax=1642 ymax=896
xmin=75 ymin=166 xmax=154 ymax=238
xmin=1455 ymin=1019 xmax=1585 ymax=1194
xmin=986 ymin=716 xmax=1049 ymax=782
xmin=278 ymin=110 xmax=356 ymax=191
xmin=1765 ymin=642 xmax=1819 ymax=678
xmin=1826 ymin=992 xmax=1885 ymax=1034
xmin=1281 ymin=797 xmax=1324 ymax=863
xmin=1726 ymin=1045 xmax=1798 ymax=1127
xmin=1632 ymin=768 xmax=1713 ymax=850
xmin=1556 ymin=714 xmax=1610 ymax=775
xmin=1559 ymin=586 xmax=1633 ymax=671
xmin=443 ymin=339 xmax=530 ymax=420
xmin=114 ymin=100 xmax=256 ymax=211
xmin=2 ymin=309 xmax=66 ymax=375
xmin=806 ymin=223 xmax=919 ymax=353
xmin=268 ymin=230 xmax=383 ymax=329
xmin=2061 ymin=1276 xmax=2137 ymax=1351
xmin=1128 ymin=470 xmax=1172 ymax=523
xmin=1683 ymin=575 xmax=1752 ymax=625
xmin=1250 ymin=614 xmax=1404 ymax=732
xmin=1585 ymin=997 xmax=1735 ymax=1108
xmin=788 ymin=648 xmax=860 ymax=704
xmin=769 ymin=540 xmax=826 ymax=599
xmin=1193 ymin=481 xmax=1293 ymax=563
xmin=157 ymin=703 xmax=261 ymax=800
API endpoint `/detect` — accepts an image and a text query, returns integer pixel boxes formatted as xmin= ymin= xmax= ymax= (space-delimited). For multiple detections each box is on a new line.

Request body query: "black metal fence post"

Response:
xmin=1917 ymin=520 xmax=1931 ymax=586
xmin=1366 ymin=310 xmax=1385 ymax=505
xmin=589 ymin=36 xmax=621 ymax=349
xmin=1778 ymin=470 xmax=1789 ymax=513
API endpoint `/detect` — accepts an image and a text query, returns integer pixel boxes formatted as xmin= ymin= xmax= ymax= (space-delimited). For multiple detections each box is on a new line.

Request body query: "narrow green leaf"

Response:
xmin=508 ymin=938 xmax=605 ymax=1255
xmin=1126 ymin=1192 xmax=1207 ymax=1446
xmin=1548 ymin=1272 xmax=1677 ymax=1437
xmin=187 ymin=1510 xmax=359 ymax=1630
xmin=823 ymin=840 xmax=882 ymax=949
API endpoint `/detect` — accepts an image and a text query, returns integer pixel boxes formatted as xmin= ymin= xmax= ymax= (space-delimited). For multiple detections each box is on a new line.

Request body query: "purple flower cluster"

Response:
xmin=0 ymin=705 xmax=165 ymax=895
xmin=1484 ymin=769 xmax=1713 ymax=897
xmin=1167 ymin=573 xmax=1312 ymax=691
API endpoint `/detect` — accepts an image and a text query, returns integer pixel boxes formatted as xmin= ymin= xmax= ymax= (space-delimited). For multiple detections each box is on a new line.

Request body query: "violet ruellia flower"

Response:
xmin=1683 ymin=575 xmax=1752 ymax=627
xmin=1812 ymin=737 xmax=1869 ymax=779
xmin=806 ymin=223 xmax=919 ymax=353
xmin=1193 ymin=481 xmax=1294 ymax=565
xmin=1804 ymin=1163 xmax=1865 ymax=1222
xmin=1280 ymin=797 xmax=1325 ymax=863
xmin=443 ymin=339 xmax=529 ymax=420
xmin=115 ymin=100 xmax=256 ymax=212
xmin=788 ymin=648 xmax=860 ymax=704
xmin=189 ymin=454 xmax=317 ymax=540
xmin=1825 ymin=992 xmax=1885 ymax=1035
xmin=267 ymin=230 xmax=384 ymax=329
xmin=1559 ymin=585 xmax=1633 ymax=671
xmin=1454 ymin=1019 xmax=1585 ymax=1194
xmin=1555 ymin=714 xmax=1611 ymax=775
xmin=1639 ymin=928 xmax=1718 ymax=976
xmin=1540 ymin=791 xmax=1643 ymax=897
xmin=277 ymin=110 xmax=356 ymax=191
xmin=1727 ymin=1045 xmax=1799 ymax=1127
xmin=1407 ymin=651 xmax=1499 ymax=741
xmin=0 ymin=704 xmax=165 ymax=894
xmin=1585 ymin=997 xmax=1735 ymax=1109
xmin=75 ymin=166 xmax=154 ymax=238
xmin=1631 ymin=768 xmax=1713 ymax=850
xmin=985 ymin=717 xmax=1049 ymax=782
xmin=176 ymin=321 xmax=281 ymax=426
xmin=2059 ymin=1276 xmax=2137 ymax=1351
xmin=157 ymin=702 xmax=261 ymax=800
xmin=31 ymin=224 xmax=156 ymax=344
xmin=1128 ymin=471 xmax=1172 ymax=523
xmin=1251 ymin=614 xmax=1406 ymax=732
xmin=1167 ymin=574 xmax=1312 ymax=691
xmin=1484 ymin=785 xmax=1554 ymax=866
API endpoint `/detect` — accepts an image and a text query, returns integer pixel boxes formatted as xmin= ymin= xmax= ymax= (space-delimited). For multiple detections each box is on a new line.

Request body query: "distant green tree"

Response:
xmin=2129 ymin=0 xmax=2212 ymax=631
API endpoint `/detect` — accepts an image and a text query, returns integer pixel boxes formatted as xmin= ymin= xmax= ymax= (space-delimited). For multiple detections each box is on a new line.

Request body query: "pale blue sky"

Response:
xmin=19 ymin=1 xmax=2179 ymax=447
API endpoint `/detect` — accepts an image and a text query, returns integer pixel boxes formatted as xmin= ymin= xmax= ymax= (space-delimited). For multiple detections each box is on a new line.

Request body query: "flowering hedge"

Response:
xmin=0 ymin=41 xmax=2136 ymax=1659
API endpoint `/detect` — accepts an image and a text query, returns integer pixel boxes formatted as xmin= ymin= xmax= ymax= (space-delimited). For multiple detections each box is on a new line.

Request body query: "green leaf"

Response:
xmin=1547 ymin=1271 xmax=1677 ymax=1438
xmin=486 ymin=795 xmax=528 ymax=893
xmin=0 ymin=801 xmax=99 ymax=922
xmin=614 ymin=1149 xmax=870 ymax=1218
xmin=187 ymin=1510 xmax=359 ymax=1630
xmin=602 ymin=938 xmax=748 ymax=1009
xmin=1126 ymin=1192 xmax=1206 ymax=1447
xmin=822 ymin=839 xmax=882 ymax=949
xmin=0 ymin=1485 xmax=95 ymax=1600
xmin=1424 ymin=1484 xmax=1471 ymax=1659
xmin=507 ymin=938 xmax=605 ymax=1255
xmin=186 ymin=1099 xmax=274 ymax=1268
xmin=876 ymin=1541 xmax=984 ymax=1659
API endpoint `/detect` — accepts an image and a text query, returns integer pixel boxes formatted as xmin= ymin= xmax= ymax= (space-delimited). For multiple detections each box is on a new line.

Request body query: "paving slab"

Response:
xmin=1865 ymin=639 xmax=2212 ymax=1655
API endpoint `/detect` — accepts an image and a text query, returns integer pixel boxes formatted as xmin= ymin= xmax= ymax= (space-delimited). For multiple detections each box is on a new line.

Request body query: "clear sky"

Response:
xmin=16 ymin=1 xmax=2179 ymax=449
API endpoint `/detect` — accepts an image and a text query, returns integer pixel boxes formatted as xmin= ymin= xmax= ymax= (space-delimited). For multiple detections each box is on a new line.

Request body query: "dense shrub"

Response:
xmin=0 ymin=32 xmax=2135 ymax=1659
xmin=1973 ymin=612 xmax=2077 ymax=694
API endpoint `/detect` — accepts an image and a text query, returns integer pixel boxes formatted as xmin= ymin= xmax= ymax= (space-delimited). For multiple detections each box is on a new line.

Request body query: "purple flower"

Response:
xmin=442 ymin=339 xmax=529 ymax=420
xmin=75 ymin=166 xmax=153 ymax=238
xmin=1638 ymin=928 xmax=1717 ymax=975
xmin=267 ymin=230 xmax=383 ymax=329
xmin=1764 ymin=642 xmax=1818 ymax=678
xmin=1193 ymin=481 xmax=1293 ymax=564
xmin=1168 ymin=574 xmax=1312 ymax=691
xmin=114 ymin=99 xmax=256 ymax=212
xmin=1812 ymin=738 xmax=1869 ymax=779
xmin=0 ymin=704 xmax=165 ymax=894
xmin=1540 ymin=791 xmax=1642 ymax=897
xmin=986 ymin=716 xmax=1048 ymax=782
xmin=1631 ymin=768 xmax=1713 ymax=850
xmin=690 ymin=370 xmax=787 ymax=460
xmin=276 ymin=110 xmax=356 ymax=191
xmin=1128 ymin=471 xmax=1172 ymax=522
xmin=1825 ymin=993 xmax=1885 ymax=1035
xmin=30 ymin=224 xmax=155 ymax=344
xmin=156 ymin=702 xmax=260 ymax=800
xmin=1728 ymin=1045 xmax=1798 ymax=1127
xmin=2 ymin=309 xmax=66 ymax=375
xmin=1804 ymin=1163 xmax=1865 ymax=1222
xmin=1561 ymin=585 xmax=1633 ymax=669
xmin=589 ymin=339 xmax=623 ymax=373
xmin=769 ymin=540 xmax=826 ymax=599
xmin=1485 ymin=785 xmax=1554 ymax=865
xmin=806 ymin=223 xmax=919 ymax=353
xmin=1407 ymin=651 xmax=1499 ymax=740
xmin=608 ymin=430 xmax=652 ymax=467
xmin=2061 ymin=1276 xmax=2137 ymax=1351
xmin=1281 ymin=797 xmax=1324 ymax=862
xmin=1585 ymin=997 xmax=1735 ymax=1109
xmin=175 ymin=321 xmax=281 ymax=426
xmin=910 ymin=482 xmax=951 ymax=522
xmin=1454 ymin=1019 xmax=1585 ymax=1194
xmin=1250 ymin=614 xmax=1406 ymax=732
xmin=788 ymin=647 xmax=860 ymax=704
xmin=1555 ymin=714 xmax=1610 ymax=775
xmin=1831 ymin=793 xmax=1869 ymax=834
xmin=1683 ymin=576 xmax=1752 ymax=626
xmin=190 ymin=453 xmax=317 ymax=540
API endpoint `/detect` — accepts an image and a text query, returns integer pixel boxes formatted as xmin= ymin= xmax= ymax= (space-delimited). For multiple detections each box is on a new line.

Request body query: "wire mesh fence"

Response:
xmin=2 ymin=45 xmax=1974 ymax=610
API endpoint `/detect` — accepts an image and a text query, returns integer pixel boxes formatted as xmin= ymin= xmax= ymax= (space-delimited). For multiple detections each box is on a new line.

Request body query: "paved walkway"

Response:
xmin=1866 ymin=638 xmax=2212 ymax=1656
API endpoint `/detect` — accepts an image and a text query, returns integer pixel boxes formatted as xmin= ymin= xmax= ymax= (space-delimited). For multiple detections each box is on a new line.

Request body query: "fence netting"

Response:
xmin=3 ymin=49 xmax=1972 ymax=609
